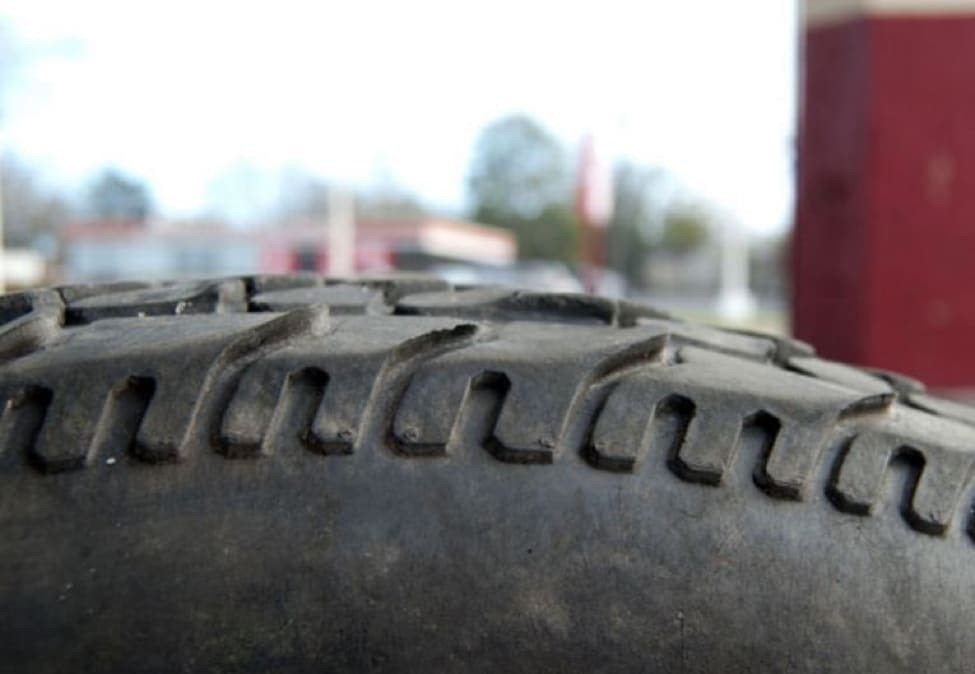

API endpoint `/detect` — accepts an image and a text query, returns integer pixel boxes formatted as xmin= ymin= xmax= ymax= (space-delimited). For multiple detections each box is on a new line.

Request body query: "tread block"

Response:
xmin=396 ymin=288 xmax=616 ymax=325
xmin=0 ymin=386 xmax=51 ymax=469
xmin=349 ymin=275 xmax=449 ymax=303
xmin=66 ymin=279 xmax=248 ymax=324
xmin=391 ymin=329 xmax=670 ymax=465
xmin=830 ymin=432 xmax=975 ymax=535
xmin=89 ymin=377 xmax=155 ymax=463
xmin=134 ymin=383 xmax=190 ymax=463
xmin=248 ymin=274 xmax=323 ymax=293
xmin=645 ymin=323 xmax=777 ymax=361
xmin=222 ymin=361 xmax=331 ymax=456
xmin=392 ymin=370 xmax=469 ymax=456
xmin=394 ymin=364 xmax=575 ymax=465
xmin=136 ymin=307 xmax=328 ymax=461
xmin=0 ymin=292 xmax=37 ymax=325
xmin=724 ymin=328 xmax=815 ymax=364
xmin=133 ymin=347 xmax=233 ymax=462
xmin=220 ymin=364 xmax=290 ymax=457
xmin=906 ymin=392 xmax=975 ymax=428
xmin=490 ymin=375 xmax=562 ymax=464
xmin=671 ymin=410 xmax=743 ymax=486
xmin=757 ymin=424 xmax=827 ymax=499
xmin=0 ymin=290 xmax=65 ymax=362
xmin=864 ymin=368 xmax=925 ymax=396
xmin=828 ymin=433 xmax=891 ymax=515
xmin=788 ymin=356 xmax=894 ymax=397
xmin=250 ymin=285 xmax=383 ymax=315
xmin=587 ymin=380 xmax=657 ymax=472
xmin=349 ymin=322 xmax=480 ymax=453
xmin=309 ymin=363 xmax=380 ymax=454
xmin=55 ymin=281 xmax=150 ymax=304
xmin=471 ymin=371 xmax=557 ymax=464
xmin=909 ymin=450 xmax=973 ymax=535
xmin=265 ymin=368 xmax=330 ymax=455
xmin=31 ymin=387 xmax=106 ymax=473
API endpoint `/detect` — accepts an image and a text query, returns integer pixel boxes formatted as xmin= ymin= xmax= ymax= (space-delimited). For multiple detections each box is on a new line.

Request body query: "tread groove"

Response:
xmin=472 ymin=371 xmax=554 ymax=464
xmin=581 ymin=386 xmax=632 ymax=472
xmin=270 ymin=368 xmax=331 ymax=456
xmin=95 ymin=377 xmax=156 ymax=465
xmin=656 ymin=395 xmax=697 ymax=480
xmin=182 ymin=306 xmax=330 ymax=461
xmin=361 ymin=323 xmax=481 ymax=455
xmin=3 ymin=275 xmax=975 ymax=547
xmin=0 ymin=386 xmax=53 ymax=471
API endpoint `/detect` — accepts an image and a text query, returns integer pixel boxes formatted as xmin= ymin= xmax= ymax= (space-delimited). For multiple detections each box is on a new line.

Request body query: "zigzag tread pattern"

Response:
xmin=1 ymin=276 xmax=974 ymax=545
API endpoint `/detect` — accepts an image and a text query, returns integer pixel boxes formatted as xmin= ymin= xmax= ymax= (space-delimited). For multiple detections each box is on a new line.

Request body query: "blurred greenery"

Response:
xmin=606 ymin=162 xmax=662 ymax=284
xmin=513 ymin=202 xmax=580 ymax=263
xmin=661 ymin=203 xmax=710 ymax=254
xmin=467 ymin=113 xmax=714 ymax=284
xmin=1 ymin=88 xmax=717 ymax=290
xmin=467 ymin=115 xmax=579 ymax=264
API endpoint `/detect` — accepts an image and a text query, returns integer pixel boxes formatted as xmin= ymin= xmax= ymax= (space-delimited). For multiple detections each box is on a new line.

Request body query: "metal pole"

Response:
xmin=327 ymin=185 xmax=356 ymax=276
xmin=716 ymin=219 xmax=756 ymax=323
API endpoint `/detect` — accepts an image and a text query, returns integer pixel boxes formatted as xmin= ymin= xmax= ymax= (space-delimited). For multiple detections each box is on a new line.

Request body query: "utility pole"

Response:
xmin=327 ymin=185 xmax=356 ymax=276
xmin=715 ymin=219 xmax=756 ymax=322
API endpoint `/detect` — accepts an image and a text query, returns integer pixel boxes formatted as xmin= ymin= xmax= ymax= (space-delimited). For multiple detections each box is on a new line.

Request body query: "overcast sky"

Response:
xmin=1 ymin=0 xmax=798 ymax=235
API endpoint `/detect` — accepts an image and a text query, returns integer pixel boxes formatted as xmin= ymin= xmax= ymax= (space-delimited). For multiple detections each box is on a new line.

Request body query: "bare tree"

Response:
xmin=0 ymin=156 xmax=72 ymax=247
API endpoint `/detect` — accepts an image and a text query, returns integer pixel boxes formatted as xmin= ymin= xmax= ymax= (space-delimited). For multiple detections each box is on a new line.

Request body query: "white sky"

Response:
xmin=1 ymin=0 xmax=798 ymax=235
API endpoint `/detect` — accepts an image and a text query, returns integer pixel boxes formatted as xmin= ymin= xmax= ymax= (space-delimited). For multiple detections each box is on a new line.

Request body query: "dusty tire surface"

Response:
xmin=1 ymin=274 xmax=974 ymax=672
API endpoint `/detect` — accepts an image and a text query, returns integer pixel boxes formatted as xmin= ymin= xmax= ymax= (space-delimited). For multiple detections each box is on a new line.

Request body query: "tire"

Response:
xmin=1 ymin=274 xmax=973 ymax=673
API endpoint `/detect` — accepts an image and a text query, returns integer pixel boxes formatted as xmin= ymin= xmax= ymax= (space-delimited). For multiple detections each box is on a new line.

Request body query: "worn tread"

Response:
xmin=1 ymin=274 xmax=974 ymax=545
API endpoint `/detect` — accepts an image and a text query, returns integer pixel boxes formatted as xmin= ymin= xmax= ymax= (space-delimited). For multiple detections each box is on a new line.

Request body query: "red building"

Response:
xmin=795 ymin=0 xmax=975 ymax=388
xmin=62 ymin=217 xmax=516 ymax=282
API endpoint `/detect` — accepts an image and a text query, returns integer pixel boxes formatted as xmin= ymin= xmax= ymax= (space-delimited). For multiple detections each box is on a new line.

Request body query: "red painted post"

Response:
xmin=795 ymin=0 xmax=975 ymax=388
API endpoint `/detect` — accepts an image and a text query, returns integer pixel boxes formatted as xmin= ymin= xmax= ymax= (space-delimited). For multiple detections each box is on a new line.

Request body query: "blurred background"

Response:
xmin=1 ymin=0 xmax=973 ymax=389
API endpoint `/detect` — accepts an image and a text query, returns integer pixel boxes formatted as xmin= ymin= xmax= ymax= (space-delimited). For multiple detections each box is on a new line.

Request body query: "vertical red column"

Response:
xmin=575 ymin=135 xmax=613 ymax=293
xmin=795 ymin=0 xmax=975 ymax=388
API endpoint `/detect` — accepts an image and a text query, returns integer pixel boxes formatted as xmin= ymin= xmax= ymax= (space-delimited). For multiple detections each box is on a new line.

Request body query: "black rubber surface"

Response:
xmin=1 ymin=274 xmax=974 ymax=672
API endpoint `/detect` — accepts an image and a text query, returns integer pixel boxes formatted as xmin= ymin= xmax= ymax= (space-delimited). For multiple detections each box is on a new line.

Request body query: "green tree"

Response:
xmin=467 ymin=115 xmax=578 ymax=262
xmin=515 ymin=202 xmax=579 ymax=262
xmin=660 ymin=202 xmax=710 ymax=254
xmin=606 ymin=162 xmax=664 ymax=286
xmin=87 ymin=169 xmax=153 ymax=221
xmin=1 ymin=156 xmax=72 ymax=247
